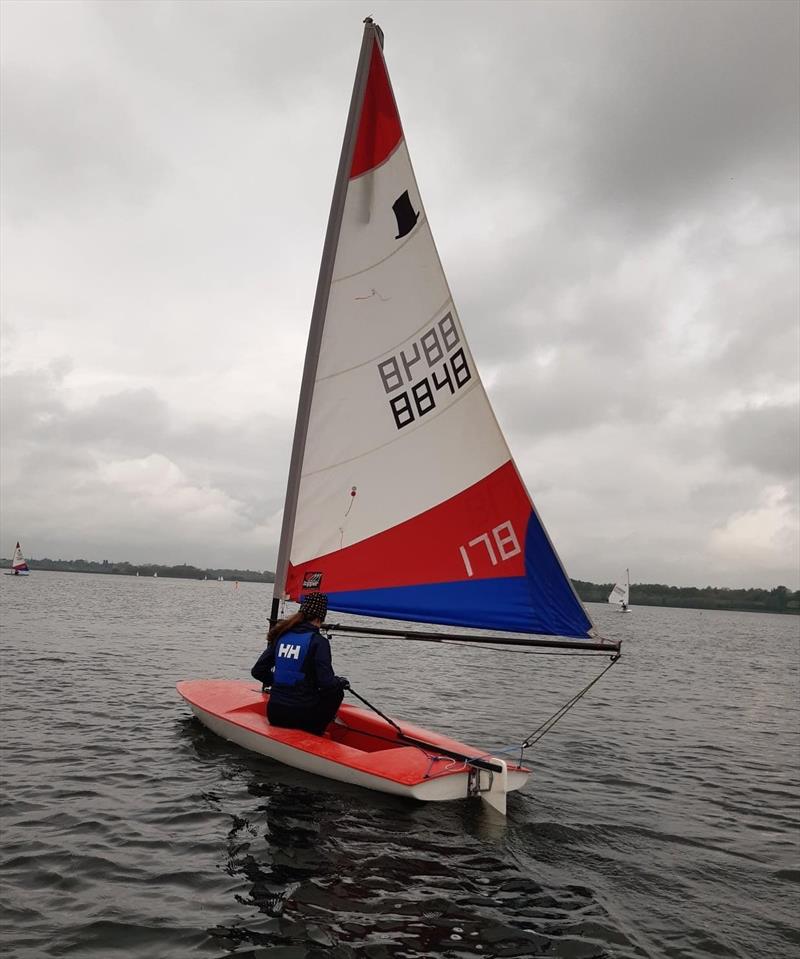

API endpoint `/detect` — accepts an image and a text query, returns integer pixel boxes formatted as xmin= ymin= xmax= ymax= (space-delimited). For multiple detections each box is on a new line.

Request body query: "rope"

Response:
xmin=346 ymin=686 xmax=404 ymax=737
xmin=344 ymin=650 xmax=620 ymax=766
xmin=520 ymin=652 xmax=620 ymax=751
xmin=343 ymin=688 xmax=467 ymax=775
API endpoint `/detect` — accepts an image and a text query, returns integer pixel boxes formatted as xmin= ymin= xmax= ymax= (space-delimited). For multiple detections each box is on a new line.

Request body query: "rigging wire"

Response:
xmin=520 ymin=652 xmax=621 ymax=751
xmin=327 ymin=627 xmax=622 ymax=766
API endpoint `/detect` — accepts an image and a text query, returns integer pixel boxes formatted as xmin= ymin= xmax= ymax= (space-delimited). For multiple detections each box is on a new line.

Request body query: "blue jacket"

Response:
xmin=251 ymin=623 xmax=340 ymax=709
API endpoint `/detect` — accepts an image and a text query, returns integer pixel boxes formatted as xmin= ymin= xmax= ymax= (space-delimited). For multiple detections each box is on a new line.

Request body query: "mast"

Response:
xmin=270 ymin=19 xmax=382 ymax=625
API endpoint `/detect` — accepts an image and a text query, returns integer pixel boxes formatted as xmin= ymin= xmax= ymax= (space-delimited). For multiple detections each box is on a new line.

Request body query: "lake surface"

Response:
xmin=1 ymin=571 xmax=798 ymax=959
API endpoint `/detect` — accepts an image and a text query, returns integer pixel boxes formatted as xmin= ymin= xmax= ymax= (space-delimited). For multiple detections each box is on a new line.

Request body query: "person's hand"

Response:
xmin=338 ymin=676 xmax=350 ymax=690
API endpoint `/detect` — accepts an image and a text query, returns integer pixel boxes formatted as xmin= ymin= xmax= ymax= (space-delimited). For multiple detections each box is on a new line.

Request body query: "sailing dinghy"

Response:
xmin=608 ymin=569 xmax=631 ymax=612
xmin=5 ymin=542 xmax=30 ymax=576
xmin=178 ymin=20 xmax=620 ymax=814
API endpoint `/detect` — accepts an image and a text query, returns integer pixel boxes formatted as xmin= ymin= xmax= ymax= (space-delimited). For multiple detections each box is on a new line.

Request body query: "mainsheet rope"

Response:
xmin=345 ymin=686 xmax=404 ymax=737
xmin=342 ymin=687 xmax=488 ymax=775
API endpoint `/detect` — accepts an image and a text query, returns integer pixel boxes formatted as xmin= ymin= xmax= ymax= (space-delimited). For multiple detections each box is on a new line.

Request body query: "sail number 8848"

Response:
xmin=377 ymin=312 xmax=472 ymax=430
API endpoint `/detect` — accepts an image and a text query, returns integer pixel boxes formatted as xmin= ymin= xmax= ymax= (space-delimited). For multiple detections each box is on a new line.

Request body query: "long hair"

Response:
xmin=267 ymin=593 xmax=328 ymax=645
xmin=266 ymin=611 xmax=304 ymax=645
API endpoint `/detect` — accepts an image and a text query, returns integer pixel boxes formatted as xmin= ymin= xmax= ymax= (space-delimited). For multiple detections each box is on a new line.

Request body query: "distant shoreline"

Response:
xmin=1 ymin=558 xmax=274 ymax=584
xmin=571 ymin=579 xmax=798 ymax=615
xmin=3 ymin=558 xmax=797 ymax=615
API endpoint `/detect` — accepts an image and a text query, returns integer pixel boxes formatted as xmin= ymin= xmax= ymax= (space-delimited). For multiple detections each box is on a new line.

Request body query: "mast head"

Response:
xmin=363 ymin=16 xmax=384 ymax=48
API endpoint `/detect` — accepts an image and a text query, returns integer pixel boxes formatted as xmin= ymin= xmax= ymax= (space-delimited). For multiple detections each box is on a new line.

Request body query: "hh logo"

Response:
xmin=278 ymin=643 xmax=302 ymax=660
xmin=303 ymin=571 xmax=323 ymax=589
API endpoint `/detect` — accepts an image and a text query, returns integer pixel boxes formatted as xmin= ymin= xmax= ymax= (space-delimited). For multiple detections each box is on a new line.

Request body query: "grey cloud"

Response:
xmin=720 ymin=403 xmax=800 ymax=479
xmin=61 ymin=389 xmax=171 ymax=453
xmin=1 ymin=363 xmax=291 ymax=566
xmin=1 ymin=373 xmax=169 ymax=458
xmin=1 ymin=67 xmax=169 ymax=220
xmin=95 ymin=0 xmax=324 ymax=104
xmin=491 ymin=348 xmax=664 ymax=438
xmin=567 ymin=2 xmax=798 ymax=226
xmin=688 ymin=478 xmax=763 ymax=515
xmin=1 ymin=1 xmax=797 ymax=587
xmin=415 ymin=1 xmax=798 ymax=241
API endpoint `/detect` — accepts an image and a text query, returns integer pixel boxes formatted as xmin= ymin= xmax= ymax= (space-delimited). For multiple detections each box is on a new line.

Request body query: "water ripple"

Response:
xmin=1 ymin=573 xmax=798 ymax=958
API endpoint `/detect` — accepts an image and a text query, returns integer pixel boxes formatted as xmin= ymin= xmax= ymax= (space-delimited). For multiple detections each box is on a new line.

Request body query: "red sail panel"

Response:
xmin=350 ymin=43 xmax=403 ymax=178
xmin=286 ymin=461 xmax=531 ymax=598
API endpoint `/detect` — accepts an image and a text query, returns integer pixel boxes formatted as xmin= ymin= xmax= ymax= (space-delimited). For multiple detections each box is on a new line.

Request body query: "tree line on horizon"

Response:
xmin=2 ymin=556 xmax=797 ymax=614
xmin=2 ymin=556 xmax=275 ymax=583
xmin=571 ymin=579 xmax=798 ymax=614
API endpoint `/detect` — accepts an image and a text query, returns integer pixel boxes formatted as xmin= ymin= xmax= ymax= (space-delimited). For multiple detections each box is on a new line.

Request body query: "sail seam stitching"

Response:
xmin=316 ymin=294 xmax=453 ymax=382
xmin=332 ymin=214 xmax=428 ymax=284
xmin=348 ymin=138 xmax=405 ymax=184
xmin=301 ymin=378 xmax=484 ymax=478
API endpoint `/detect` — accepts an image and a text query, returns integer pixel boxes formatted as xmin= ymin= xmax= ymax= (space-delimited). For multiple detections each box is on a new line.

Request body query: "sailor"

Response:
xmin=251 ymin=592 xmax=349 ymax=736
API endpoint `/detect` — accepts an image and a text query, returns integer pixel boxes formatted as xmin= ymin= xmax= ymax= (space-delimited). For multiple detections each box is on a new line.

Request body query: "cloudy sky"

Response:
xmin=1 ymin=0 xmax=798 ymax=588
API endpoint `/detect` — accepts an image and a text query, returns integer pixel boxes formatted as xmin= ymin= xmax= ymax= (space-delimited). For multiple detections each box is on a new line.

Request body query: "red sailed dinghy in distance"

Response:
xmin=178 ymin=19 xmax=620 ymax=815
xmin=5 ymin=542 xmax=30 ymax=576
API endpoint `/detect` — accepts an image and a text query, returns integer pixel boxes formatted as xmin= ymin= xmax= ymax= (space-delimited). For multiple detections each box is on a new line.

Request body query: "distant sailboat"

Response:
xmin=5 ymin=542 xmax=30 ymax=576
xmin=608 ymin=569 xmax=631 ymax=612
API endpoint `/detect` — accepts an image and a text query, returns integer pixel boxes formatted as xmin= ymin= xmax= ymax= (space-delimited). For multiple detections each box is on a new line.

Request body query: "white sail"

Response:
xmin=271 ymin=21 xmax=593 ymax=640
xmin=608 ymin=569 xmax=630 ymax=607
xmin=10 ymin=542 xmax=29 ymax=573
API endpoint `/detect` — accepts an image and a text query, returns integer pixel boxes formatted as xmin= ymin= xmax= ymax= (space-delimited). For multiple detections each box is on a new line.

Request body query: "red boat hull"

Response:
xmin=177 ymin=680 xmax=529 ymax=805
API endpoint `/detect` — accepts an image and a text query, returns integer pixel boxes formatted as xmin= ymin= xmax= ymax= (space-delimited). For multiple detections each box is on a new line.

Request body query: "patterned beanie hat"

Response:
xmin=300 ymin=592 xmax=328 ymax=622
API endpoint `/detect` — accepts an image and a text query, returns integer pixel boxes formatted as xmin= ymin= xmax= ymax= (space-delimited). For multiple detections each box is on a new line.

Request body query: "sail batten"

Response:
xmin=331 ymin=213 xmax=428 ymax=283
xmin=274 ymin=21 xmax=595 ymax=641
xmin=315 ymin=290 xmax=450 ymax=381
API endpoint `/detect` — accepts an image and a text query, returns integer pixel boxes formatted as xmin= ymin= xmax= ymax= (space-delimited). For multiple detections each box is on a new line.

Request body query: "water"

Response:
xmin=1 ymin=572 xmax=798 ymax=959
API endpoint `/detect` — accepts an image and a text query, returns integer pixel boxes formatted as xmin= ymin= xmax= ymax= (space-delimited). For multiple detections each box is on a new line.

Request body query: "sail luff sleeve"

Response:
xmin=272 ymin=22 xmax=380 ymax=602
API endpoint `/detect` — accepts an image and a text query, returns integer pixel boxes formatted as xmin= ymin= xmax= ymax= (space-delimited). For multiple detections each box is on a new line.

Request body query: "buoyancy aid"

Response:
xmin=272 ymin=627 xmax=316 ymax=687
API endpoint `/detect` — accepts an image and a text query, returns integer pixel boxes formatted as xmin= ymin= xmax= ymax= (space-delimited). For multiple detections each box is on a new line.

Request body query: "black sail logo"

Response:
xmin=392 ymin=190 xmax=419 ymax=239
